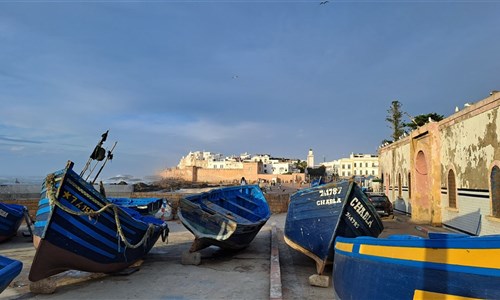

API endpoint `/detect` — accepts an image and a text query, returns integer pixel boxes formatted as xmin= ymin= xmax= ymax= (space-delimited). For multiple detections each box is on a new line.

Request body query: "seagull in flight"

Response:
xmin=320 ymin=0 xmax=329 ymax=5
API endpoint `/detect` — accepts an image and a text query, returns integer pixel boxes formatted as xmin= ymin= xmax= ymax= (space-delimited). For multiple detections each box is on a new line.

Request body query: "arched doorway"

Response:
xmin=415 ymin=150 xmax=430 ymax=219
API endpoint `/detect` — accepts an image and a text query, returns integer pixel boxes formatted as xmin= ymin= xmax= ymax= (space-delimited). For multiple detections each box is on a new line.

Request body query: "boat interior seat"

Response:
xmin=201 ymin=200 xmax=254 ymax=224
xmin=235 ymin=194 xmax=259 ymax=207
xmin=209 ymin=198 xmax=262 ymax=222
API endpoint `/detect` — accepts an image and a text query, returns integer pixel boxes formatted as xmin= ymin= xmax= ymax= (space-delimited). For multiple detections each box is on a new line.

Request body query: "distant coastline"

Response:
xmin=0 ymin=174 xmax=161 ymax=186
xmin=0 ymin=176 xmax=44 ymax=186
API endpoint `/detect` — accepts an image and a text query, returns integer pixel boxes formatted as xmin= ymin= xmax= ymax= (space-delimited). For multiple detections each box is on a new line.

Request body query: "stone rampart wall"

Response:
xmin=162 ymin=163 xmax=305 ymax=185
xmin=2 ymin=189 xmax=292 ymax=222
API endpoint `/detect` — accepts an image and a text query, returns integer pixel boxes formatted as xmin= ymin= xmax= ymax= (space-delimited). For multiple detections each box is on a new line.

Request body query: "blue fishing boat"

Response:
xmin=106 ymin=197 xmax=165 ymax=216
xmin=310 ymin=177 xmax=325 ymax=187
xmin=0 ymin=255 xmax=23 ymax=293
xmin=29 ymin=161 xmax=169 ymax=282
xmin=0 ymin=202 xmax=30 ymax=243
xmin=178 ymin=185 xmax=271 ymax=252
xmin=284 ymin=180 xmax=383 ymax=274
xmin=333 ymin=233 xmax=500 ymax=299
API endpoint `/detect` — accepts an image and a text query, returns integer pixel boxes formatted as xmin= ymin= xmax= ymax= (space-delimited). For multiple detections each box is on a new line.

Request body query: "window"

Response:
xmin=408 ymin=172 xmax=412 ymax=199
xmin=492 ymin=165 xmax=500 ymax=218
xmin=448 ymin=169 xmax=457 ymax=209
xmin=354 ymin=163 xmax=357 ymax=167
xmin=398 ymin=173 xmax=402 ymax=197
xmin=365 ymin=163 xmax=368 ymax=167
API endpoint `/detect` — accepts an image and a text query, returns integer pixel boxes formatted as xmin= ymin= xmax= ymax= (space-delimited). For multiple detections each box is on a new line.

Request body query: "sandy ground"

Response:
xmin=0 ymin=209 xmax=452 ymax=300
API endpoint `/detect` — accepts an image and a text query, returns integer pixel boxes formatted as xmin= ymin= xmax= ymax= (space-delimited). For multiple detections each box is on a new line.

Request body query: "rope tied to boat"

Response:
xmin=45 ymin=173 xmax=158 ymax=249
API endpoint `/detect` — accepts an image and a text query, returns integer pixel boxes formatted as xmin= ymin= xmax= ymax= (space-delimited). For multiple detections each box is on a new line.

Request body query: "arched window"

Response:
xmin=387 ymin=174 xmax=391 ymax=196
xmin=492 ymin=165 xmax=500 ymax=218
xmin=448 ymin=169 xmax=457 ymax=209
xmin=408 ymin=172 xmax=412 ymax=199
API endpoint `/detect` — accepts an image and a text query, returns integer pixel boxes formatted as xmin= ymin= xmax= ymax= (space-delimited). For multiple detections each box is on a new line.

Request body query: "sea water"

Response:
xmin=0 ymin=174 xmax=161 ymax=186
xmin=0 ymin=175 xmax=44 ymax=186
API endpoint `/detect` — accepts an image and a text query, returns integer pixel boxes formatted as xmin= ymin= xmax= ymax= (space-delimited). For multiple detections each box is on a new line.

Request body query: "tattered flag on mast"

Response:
xmin=80 ymin=130 xmax=110 ymax=177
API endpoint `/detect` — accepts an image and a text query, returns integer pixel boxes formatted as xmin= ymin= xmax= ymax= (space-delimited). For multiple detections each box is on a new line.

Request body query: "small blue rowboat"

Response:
xmin=0 ymin=202 xmax=29 ymax=243
xmin=178 ymin=185 xmax=271 ymax=252
xmin=284 ymin=180 xmax=383 ymax=274
xmin=333 ymin=233 xmax=500 ymax=299
xmin=29 ymin=161 xmax=169 ymax=282
xmin=0 ymin=255 xmax=22 ymax=293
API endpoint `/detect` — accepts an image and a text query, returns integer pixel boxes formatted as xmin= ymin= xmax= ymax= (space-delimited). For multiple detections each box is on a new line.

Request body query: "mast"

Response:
xmin=80 ymin=130 xmax=109 ymax=177
xmin=92 ymin=141 xmax=117 ymax=184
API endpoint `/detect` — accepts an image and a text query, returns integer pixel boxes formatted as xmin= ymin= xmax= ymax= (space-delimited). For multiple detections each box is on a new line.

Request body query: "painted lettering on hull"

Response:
xmin=318 ymin=187 xmax=342 ymax=197
xmin=316 ymin=198 xmax=342 ymax=206
xmin=62 ymin=190 xmax=95 ymax=215
xmin=316 ymin=186 xmax=343 ymax=206
xmin=349 ymin=197 xmax=374 ymax=228
xmin=345 ymin=211 xmax=360 ymax=228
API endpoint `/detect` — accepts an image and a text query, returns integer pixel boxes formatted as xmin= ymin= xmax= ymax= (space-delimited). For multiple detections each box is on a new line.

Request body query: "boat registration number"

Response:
xmin=318 ymin=187 xmax=342 ymax=197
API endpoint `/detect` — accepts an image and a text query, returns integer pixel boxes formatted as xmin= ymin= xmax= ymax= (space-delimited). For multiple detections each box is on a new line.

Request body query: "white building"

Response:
xmin=207 ymin=160 xmax=243 ymax=169
xmin=177 ymin=151 xmax=297 ymax=175
xmin=249 ymin=154 xmax=272 ymax=164
xmin=321 ymin=153 xmax=379 ymax=178
xmin=177 ymin=151 xmax=224 ymax=169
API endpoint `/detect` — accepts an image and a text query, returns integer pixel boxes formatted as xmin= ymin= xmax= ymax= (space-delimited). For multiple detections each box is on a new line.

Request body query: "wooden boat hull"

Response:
xmin=29 ymin=161 xmax=168 ymax=282
xmin=333 ymin=233 xmax=500 ymax=299
xmin=0 ymin=254 xmax=22 ymax=293
xmin=0 ymin=202 xmax=28 ymax=243
xmin=284 ymin=181 xmax=383 ymax=274
xmin=178 ymin=185 xmax=271 ymax=252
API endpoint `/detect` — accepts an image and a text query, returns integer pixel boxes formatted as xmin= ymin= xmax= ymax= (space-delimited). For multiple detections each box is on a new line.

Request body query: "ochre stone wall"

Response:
xmin=133 ymin=191 xmax=292 ymax=216
xmin=161 ymin=162 xmax=305 ymax=185
xmin=2 ymin=189 xmax=293 ymax=223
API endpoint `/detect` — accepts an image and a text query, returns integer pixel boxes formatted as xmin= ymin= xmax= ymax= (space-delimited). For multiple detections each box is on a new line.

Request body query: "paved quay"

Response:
xmin=0 ymin=211 xmax=452 ymax=300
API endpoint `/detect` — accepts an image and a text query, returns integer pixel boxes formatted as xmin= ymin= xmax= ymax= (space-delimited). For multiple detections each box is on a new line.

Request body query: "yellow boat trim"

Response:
xmin=359 ymin=244 xmax=500 ymax=269
xmin=334 ymin=241 xmax=353 ymax=253
xmin=413 ymin=289 xmax=481 ymax=300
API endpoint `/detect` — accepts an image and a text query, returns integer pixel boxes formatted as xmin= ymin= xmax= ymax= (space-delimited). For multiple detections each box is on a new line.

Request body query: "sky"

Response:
xmin=1 ymin=0 xmax=500 ymax=182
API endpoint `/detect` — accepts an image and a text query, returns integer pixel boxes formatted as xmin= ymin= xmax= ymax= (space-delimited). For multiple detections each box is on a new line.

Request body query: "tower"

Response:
xmin=307 ymin=148 xmax=314 ymax=168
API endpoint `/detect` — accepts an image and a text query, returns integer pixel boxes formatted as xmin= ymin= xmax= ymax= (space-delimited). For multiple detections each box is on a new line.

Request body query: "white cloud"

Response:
xmin=9 ymin=146 xmax=24 ymax=152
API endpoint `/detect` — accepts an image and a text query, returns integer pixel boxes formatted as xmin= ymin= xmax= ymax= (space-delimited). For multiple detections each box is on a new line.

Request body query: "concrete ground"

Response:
xmin=0 ymin=212 xmax=452 ymax=300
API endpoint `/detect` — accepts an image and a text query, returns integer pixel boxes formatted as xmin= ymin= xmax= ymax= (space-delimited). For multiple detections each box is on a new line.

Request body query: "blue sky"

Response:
xmin=1 ymin=0 xmax=499 ymax=181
